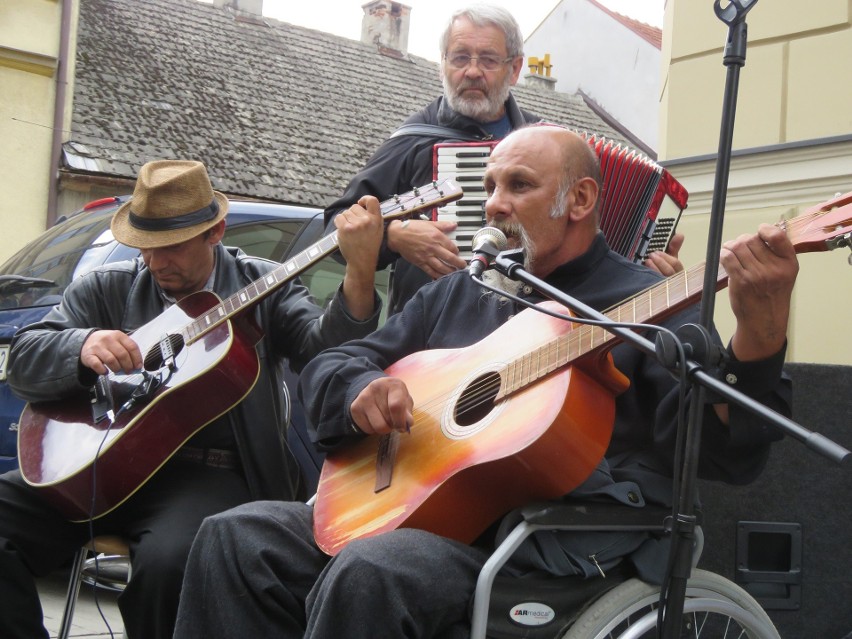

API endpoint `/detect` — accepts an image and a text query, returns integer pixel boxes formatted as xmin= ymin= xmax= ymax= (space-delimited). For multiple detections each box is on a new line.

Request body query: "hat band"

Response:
xmin=128 ymin=199 xmax=220 ymax=232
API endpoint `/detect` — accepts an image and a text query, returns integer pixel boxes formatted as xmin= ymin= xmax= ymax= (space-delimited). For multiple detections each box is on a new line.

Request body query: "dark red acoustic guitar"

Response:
xmin=314 ymin=192 xmax=852 ymax=556
xmin=17 ymin=179 xmax=463 ymax=522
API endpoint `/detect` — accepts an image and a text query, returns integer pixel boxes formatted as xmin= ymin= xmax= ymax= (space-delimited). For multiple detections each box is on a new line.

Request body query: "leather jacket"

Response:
xmin=9 ymin=244 xmax=380 ymax=502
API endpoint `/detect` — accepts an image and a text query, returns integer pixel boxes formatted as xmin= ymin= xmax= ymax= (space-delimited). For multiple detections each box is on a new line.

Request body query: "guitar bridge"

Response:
xmin=374 ymin=432 xmax=400 ymax=493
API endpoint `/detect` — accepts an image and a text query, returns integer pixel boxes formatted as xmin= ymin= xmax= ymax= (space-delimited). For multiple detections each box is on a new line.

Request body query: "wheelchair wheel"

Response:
xmin=560 ymin=569 xmax=779 ymax=639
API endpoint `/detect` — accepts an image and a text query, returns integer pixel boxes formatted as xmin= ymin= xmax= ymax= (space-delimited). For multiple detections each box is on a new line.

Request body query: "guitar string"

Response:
xmin=404 ymin=319 xmax=688 ymax=435
xmin=366 ymin=206 xmax=840 ymax=432
xmin=401 ymin=265 xmax=707 ymax=431
xmin=402 ymin=318 xmax=617 ymax=429
xmin=782 ymin=208 xmax=847 ymax=236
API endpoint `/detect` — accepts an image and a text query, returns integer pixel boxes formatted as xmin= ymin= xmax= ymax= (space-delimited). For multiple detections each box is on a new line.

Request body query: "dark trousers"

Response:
xmin=174 ymin=501 xmax=490 ymax=639
xmin=0 ymin=460 xmax=250 ymax=639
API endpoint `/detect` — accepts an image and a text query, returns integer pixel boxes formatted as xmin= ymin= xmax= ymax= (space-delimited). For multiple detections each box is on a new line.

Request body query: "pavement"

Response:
xmin=36 ymin=566 xmax=124 ymax=639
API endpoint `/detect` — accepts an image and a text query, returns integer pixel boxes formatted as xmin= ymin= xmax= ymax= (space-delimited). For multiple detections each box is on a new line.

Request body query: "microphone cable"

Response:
xmin=83 ymin=366 xmax=170 ymax=639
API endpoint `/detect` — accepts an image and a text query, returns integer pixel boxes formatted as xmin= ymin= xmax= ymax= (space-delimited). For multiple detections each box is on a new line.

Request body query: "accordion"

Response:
xmin=432 ymin=135 xmax=688 ymax=262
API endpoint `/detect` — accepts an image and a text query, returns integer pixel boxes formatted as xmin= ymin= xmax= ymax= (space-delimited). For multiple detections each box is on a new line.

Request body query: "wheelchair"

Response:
xmin=471 ymin=500 xmax=780 ymax=639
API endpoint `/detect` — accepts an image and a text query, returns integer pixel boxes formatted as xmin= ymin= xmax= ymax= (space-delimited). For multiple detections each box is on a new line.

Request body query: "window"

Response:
xmin=223 ymin=220 xmax=304 ymax=262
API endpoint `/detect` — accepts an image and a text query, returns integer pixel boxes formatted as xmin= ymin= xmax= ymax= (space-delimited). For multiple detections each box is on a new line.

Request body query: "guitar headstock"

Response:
xmin=785 ymin=191 xmax=852 ymax=255
xmin=380 ymin=179 xmax=464 ymax=221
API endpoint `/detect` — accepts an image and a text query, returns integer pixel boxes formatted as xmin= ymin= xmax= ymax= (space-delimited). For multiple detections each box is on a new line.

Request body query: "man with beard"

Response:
xmin=325 ymin=4 xmax=683 ymax=317
xmin=173 ymin=126 xmax=796 ymax=639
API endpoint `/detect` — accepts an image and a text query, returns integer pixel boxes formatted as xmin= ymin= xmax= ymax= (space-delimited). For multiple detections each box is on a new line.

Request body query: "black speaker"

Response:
xmin=735 ymin=520 xmax=802 ymax=609
xmin=697 ymin=363 xmax=852 ymax=639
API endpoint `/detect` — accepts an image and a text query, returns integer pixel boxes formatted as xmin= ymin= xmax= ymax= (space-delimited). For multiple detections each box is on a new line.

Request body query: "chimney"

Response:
xmin=213 ymin=0 xmax=263 ymax=18
xmin=361 ymin=0 xmax=411 ymax=57
xmin=523 ymin=54 xmax=556 ymax=90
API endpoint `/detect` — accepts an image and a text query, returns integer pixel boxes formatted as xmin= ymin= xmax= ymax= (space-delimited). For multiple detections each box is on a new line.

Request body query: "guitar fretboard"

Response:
xmin=183 ymin=233 xmax=342 ymax=344
xmin=499 ymin=262 xmax=725 ymax=397
xmin=178 ymin=179 xmax=463 ymax=345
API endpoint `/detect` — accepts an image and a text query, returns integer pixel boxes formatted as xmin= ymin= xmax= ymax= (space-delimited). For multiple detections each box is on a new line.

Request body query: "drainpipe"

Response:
xmin=47 ymin=0 xmax=74 ymax=228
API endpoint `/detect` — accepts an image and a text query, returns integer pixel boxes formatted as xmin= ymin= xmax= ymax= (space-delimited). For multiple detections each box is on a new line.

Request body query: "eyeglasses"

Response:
xmin=444 ymin=53 xmax=515 ymax=71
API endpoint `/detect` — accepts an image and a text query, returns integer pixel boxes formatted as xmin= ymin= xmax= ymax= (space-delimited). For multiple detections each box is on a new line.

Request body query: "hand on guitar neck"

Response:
xmin=334 ymin=195 xmax=386 ymax=321
xmin=722 ymin=223 xmax=799 ymax=364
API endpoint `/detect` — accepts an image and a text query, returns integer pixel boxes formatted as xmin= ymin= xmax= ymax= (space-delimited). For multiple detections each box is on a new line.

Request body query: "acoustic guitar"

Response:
xmin=314 ymin=191 xmax=852 ymax=556
xmin=17 ymin=179 xmax=463 ymax=522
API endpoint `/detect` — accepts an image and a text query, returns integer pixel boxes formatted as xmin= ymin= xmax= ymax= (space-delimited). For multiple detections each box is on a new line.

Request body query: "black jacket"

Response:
xmin=300 ymin=234 xmax=789 ymax=491
xmin=298 ymin=234 xmax=790 ymax=581
xmin=324 ymin=94 xmax=542 ymax=315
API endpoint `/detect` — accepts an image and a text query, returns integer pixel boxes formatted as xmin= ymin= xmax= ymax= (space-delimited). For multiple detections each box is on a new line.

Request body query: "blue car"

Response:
xmin=0 ymin=196 xmax=388 ymax=492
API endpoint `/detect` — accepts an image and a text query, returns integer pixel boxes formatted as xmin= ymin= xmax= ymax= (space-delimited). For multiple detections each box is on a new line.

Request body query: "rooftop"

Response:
xmin=68 ymin=0 xmax=630 ymax=207
xmin=587 ymin=0 xmax=663 ymax=49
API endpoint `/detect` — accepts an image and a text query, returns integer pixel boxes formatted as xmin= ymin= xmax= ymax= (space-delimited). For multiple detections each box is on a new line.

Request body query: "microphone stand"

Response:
xmin=658 ymin=2 xmax=757 ymax=634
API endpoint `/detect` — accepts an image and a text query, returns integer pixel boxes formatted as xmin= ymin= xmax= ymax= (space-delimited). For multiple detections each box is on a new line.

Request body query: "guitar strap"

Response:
xmin=389 ymin=123 xmax=483 ymax=142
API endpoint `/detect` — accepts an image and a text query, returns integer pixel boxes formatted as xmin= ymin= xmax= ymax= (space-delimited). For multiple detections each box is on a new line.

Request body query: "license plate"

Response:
xmin=0 ymin=345 xmax=9 ymax=381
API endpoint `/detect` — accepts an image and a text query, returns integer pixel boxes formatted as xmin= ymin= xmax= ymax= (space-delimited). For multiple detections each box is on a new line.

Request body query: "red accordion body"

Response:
xmin=432 ymin=135 xmax=688 ymax=262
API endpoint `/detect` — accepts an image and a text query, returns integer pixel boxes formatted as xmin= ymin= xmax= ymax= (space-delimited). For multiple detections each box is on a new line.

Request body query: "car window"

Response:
xmin=298 ymin=257 xmax=391 ymax=325
xmin=0 ymin=211 xmax=114 ymax=310
xmin=223 ymin=220 xmax=304 ymax=262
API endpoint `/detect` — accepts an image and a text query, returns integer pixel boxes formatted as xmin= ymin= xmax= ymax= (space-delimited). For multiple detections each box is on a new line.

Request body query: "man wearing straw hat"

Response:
xmin=0 ymin=159 xmax=384 ymax=639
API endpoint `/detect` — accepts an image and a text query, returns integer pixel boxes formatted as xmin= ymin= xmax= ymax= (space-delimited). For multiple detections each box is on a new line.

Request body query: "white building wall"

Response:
xmin=525 ymin=0 xmax=660 ymax=151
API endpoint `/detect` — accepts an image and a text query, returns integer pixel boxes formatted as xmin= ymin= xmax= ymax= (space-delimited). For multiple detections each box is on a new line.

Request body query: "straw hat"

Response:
xmin=111 ymin=160 xmax=229 ymax=249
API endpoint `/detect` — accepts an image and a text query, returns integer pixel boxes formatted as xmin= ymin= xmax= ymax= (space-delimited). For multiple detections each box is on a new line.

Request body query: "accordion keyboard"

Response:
xmin=433 ymin=143 xmax=497 ymax=259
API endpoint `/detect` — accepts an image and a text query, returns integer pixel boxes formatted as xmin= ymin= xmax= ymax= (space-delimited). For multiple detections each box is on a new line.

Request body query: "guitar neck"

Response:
xmin=499 ymin=261 xmax=726 ymax=397
xmin=182 ymin=179 xmax=464 ymax=344
xmin=183 ymin=233 xmax=342 ymax=344
xmin=497 ymin=194 xmax=852 ymax=397
xmin=596 ymin=261 xmax=725 ymax=347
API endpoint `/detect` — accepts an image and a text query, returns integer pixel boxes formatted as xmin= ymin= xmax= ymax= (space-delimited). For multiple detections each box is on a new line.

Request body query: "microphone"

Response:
xmin=468 ymin=227 xmax=508 ymax=278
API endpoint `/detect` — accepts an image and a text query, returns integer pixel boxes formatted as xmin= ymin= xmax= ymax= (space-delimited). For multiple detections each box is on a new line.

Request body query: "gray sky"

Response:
xmin=261 ymin=0 xmax=665 ymax=62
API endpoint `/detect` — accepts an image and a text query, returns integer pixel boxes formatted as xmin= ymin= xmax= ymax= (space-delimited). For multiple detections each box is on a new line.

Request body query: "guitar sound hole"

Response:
xmin=143 ymin=334 xmax=185 ymax=371
xmin=454 ymin=372 xmax=500 ymax=426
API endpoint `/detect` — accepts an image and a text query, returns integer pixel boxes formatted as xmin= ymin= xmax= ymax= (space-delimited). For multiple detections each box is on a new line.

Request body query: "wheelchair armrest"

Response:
xmin=518 ymin=500 xmax=675 ymax=532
